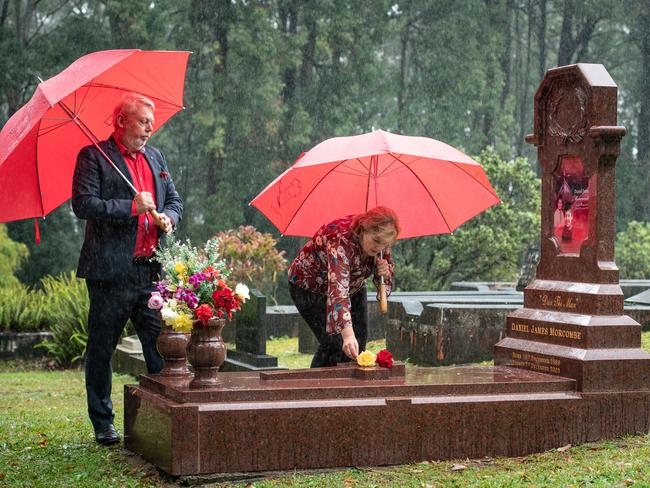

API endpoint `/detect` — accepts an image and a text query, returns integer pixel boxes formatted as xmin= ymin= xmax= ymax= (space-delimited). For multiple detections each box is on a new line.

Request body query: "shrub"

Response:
xmin=36 ymin=272 xmax=89 ymax=367
xmin=0 ymin=284 xmax=49 ymax=332
xmin=0 ymin=223 xmax=28 ymax=287
xmin=214 ymin=226 xmax=287 ymax=304
xmin=616 ymin=221 xmax=650 ymax=279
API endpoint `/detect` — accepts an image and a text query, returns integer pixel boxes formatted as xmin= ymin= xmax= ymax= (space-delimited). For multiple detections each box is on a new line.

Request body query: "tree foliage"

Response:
xmin=214 ymin=226 xmax=287 ymax=304
xmin=616 ymin=221 xmax=650 ymax=279
xmin=0 ymin=224 xmax=28 ymax=287
xmin=394 ymin=147 xmax=540 ymax=290
xmin=1 ymin=0 xmax=648 ymax=289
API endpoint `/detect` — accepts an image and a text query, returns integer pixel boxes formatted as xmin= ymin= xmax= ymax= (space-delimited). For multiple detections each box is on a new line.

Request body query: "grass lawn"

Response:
xmin=2 ymin=332 xmax=650 ymax=487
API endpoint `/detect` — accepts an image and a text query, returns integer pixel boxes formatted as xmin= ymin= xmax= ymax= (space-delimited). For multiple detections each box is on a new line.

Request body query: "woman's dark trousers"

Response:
xmin=289 ymin=282 xmax=368 ymax=368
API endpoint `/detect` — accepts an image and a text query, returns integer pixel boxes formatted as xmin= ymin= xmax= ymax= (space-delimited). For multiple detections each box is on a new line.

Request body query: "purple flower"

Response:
xmin=147 ymin=292 xmax=164 ymax=310
xmin=155 ymin=282 xmax=173 ymax=299
xmin=175 ymin=286 xmax=199 ymax=309
xmin=188 ymin=272 xmax=207 ymax=290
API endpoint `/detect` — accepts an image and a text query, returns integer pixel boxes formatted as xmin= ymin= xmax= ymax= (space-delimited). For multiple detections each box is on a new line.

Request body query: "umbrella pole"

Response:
xmin=379 ymin=250 xmax=388 ymax=314
xmin=57 ymin=100 xmax=166 ymax=230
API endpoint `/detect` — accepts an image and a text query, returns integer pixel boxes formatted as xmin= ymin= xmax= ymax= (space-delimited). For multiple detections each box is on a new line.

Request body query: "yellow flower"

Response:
xmin=173 ymin=313 xmax=193 ymax=333
xmin=174 ymin=262 xmax=187 ymax=277
xmin=357 ymin=351 xmax=376 ymax=367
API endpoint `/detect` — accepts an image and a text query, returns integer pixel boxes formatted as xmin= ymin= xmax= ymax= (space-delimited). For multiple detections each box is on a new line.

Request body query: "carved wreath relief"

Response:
xmin=547 ymin=84 xmax=588 ymax=145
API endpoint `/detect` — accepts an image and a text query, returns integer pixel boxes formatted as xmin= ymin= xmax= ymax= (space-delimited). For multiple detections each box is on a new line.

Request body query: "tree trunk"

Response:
xmin=397 ymin=21 xmax=411 ymax=133
xmin=557 ymin=0 xmax=575 ymax=66
xmin=637 ymin=10 xmax=650 ymax=161
xmin=516 ymin=0 xmax=533 ymax=156
xmin=204 ymin=0 xmax=231 ymax=198
xmin=538 ymin=0 xmax=547 ymax=80
xmin=299 ymin=14 xmax=317 ymax=88
xmin=279 ymin=0 xmax=298 ymax=102
xmin=499 ymin=0 xmax=514 ymax=109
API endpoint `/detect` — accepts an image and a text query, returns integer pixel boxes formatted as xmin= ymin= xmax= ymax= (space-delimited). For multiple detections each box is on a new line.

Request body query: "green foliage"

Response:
xmin=6 ymin=205 xmax=83 ymax=288
xmin=1 ymin=0 xmax=648 ymax=296
xmin=214 ymin=226 xmax=287 ymax=305
xmin=0 ymin=224 xmax=28 ymax=288
xmin=616 ymin=221 xmax=650 ymax=279
xmin=0 ymin=370 xmax=163 ymax=487
xmin=395 ymin=147 xmax=540 ymax=290
xmin=0 ymin=284 xmax=48 ymax=332
xmin=36 ymin=272 xmax=89 ymax=367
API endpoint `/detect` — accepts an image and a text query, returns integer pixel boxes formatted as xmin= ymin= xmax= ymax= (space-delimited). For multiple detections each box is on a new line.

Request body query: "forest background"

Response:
xmin=2 ymin=0 xmax=649 ymax=304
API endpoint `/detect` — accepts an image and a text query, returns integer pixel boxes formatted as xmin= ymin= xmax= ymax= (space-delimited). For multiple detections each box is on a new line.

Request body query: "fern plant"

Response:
xmin=36 ymin=272 xmax=89 ymax=367
xmin=0 ymin=284 xmax=49 ymax=331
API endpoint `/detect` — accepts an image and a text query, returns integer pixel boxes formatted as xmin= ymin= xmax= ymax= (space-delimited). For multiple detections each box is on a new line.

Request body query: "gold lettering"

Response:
xmin=509 ymin=353 xmax=563 ymax=375
xmin=511 ymin=322 xmax=529 ymax=333
xmin=548 ymin=327 xmax=582 ymax=340
xmin=539 ymin=293 xmax=580 ymax=310
xmin=530 ymin=325 xmax=548 ymax=336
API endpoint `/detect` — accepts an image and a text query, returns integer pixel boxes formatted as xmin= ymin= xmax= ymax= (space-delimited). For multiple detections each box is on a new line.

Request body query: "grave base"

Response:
xmin=124 ymin=364 xmax=650 ymax=476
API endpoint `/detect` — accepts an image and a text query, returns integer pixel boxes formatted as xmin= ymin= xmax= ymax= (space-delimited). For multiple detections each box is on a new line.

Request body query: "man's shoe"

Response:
xmin=94 ymin=424 xmax=120 ymax=445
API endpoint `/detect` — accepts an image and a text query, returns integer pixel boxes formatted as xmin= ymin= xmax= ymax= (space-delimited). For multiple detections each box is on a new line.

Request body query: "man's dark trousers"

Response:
xmin=85 ymin=262 xmax=163 ymax=431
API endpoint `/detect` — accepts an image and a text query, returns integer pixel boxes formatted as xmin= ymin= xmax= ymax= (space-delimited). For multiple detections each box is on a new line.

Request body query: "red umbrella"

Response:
xmin=0 ymin=49 xmax=190 ymax=230
xmin=250 ymin=129 xmax=500 ymax=240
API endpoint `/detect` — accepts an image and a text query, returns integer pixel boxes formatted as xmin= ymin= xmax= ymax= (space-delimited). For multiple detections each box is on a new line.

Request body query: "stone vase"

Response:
xmin=187 ymin=318 xmax=226 ymax=388
xmin=156 ymin=324 xmax=191 ymax=377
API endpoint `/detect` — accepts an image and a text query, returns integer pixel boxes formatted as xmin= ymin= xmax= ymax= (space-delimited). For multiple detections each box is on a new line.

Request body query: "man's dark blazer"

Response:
xmin=72 ymin=136 xmax=183 ymax=282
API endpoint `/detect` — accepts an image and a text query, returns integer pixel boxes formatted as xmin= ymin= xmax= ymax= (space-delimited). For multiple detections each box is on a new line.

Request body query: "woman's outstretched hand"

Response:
xmin=341 ymin=327 xmax=359 ymax=359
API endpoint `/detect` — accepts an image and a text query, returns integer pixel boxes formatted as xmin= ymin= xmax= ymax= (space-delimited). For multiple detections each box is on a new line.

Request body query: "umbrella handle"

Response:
xmin=379 ymin=280 xmax=388 ymax=314
xmin=149 ymin=209 xmax=167 ymax=230
xmin=378 ymin=249 xmax=388 ymax=314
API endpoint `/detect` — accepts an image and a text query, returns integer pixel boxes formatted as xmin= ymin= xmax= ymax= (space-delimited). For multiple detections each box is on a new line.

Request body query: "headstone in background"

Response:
xmin=224 ymin=288 xmax=281 ymax=371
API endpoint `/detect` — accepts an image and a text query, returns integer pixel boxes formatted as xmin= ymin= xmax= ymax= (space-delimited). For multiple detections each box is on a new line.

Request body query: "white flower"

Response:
xmin=234 ymin=283 xmax=250 ymax=302
xmin=161 ymin=306 xmax=179 ymax=326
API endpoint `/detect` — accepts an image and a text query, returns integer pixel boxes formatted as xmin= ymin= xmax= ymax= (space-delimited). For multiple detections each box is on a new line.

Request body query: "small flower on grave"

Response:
xmin=376 ymin=349 xmax=393 ymax=369
xmin=148 ymin=236 xmax=249 ymax=332
xmin=357 ymin=351 xmax=376 ymax=367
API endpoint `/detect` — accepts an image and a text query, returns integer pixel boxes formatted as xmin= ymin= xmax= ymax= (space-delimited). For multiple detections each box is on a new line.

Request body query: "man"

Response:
xmin=72 ymin=93 xmax=183 ymax=445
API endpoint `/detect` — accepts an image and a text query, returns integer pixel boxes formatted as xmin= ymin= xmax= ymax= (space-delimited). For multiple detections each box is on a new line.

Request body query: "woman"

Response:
xmin=288 ymin=206 xmax=399 ymax=367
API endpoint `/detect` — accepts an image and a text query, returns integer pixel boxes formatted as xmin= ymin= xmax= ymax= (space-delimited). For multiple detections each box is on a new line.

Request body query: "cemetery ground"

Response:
xmin=1 ymin=335 xmax=650 ymax=487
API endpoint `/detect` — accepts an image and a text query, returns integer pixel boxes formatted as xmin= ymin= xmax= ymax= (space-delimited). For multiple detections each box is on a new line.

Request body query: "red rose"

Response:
xmin=195 ymin=304 xmax=213 ymax=324
xmin=376 ymin=349 xmax=393 ymax=369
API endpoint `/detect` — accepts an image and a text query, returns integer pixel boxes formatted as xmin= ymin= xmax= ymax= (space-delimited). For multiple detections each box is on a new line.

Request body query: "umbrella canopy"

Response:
xmin=0 ymin=49 xmax=190 ymax=223
xmin=251 ymin=130 xmax=500 ymax=239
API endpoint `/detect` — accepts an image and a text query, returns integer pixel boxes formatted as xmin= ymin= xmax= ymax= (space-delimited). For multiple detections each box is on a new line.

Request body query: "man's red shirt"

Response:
xmin=114 ymin=136 xmax=158 ymax=257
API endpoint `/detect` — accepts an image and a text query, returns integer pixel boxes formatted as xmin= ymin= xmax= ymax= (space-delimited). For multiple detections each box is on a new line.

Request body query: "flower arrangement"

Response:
xmin=356 ymin=349 xmax=393 ymax=369
xmin=147 ymin=237 xmax=249 ymax=333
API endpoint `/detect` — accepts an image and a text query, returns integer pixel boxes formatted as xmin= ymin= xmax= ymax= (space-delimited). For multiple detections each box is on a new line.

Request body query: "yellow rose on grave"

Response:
xmin=357 ymin=351 xmax=376 ymax=367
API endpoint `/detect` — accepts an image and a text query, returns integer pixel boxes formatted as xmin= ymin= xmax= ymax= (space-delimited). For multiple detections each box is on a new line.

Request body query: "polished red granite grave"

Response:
xmin=125 ymin=63 xmax=650 ymax=477
xmin=125 ymin=364 xmax=592 ymax=475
